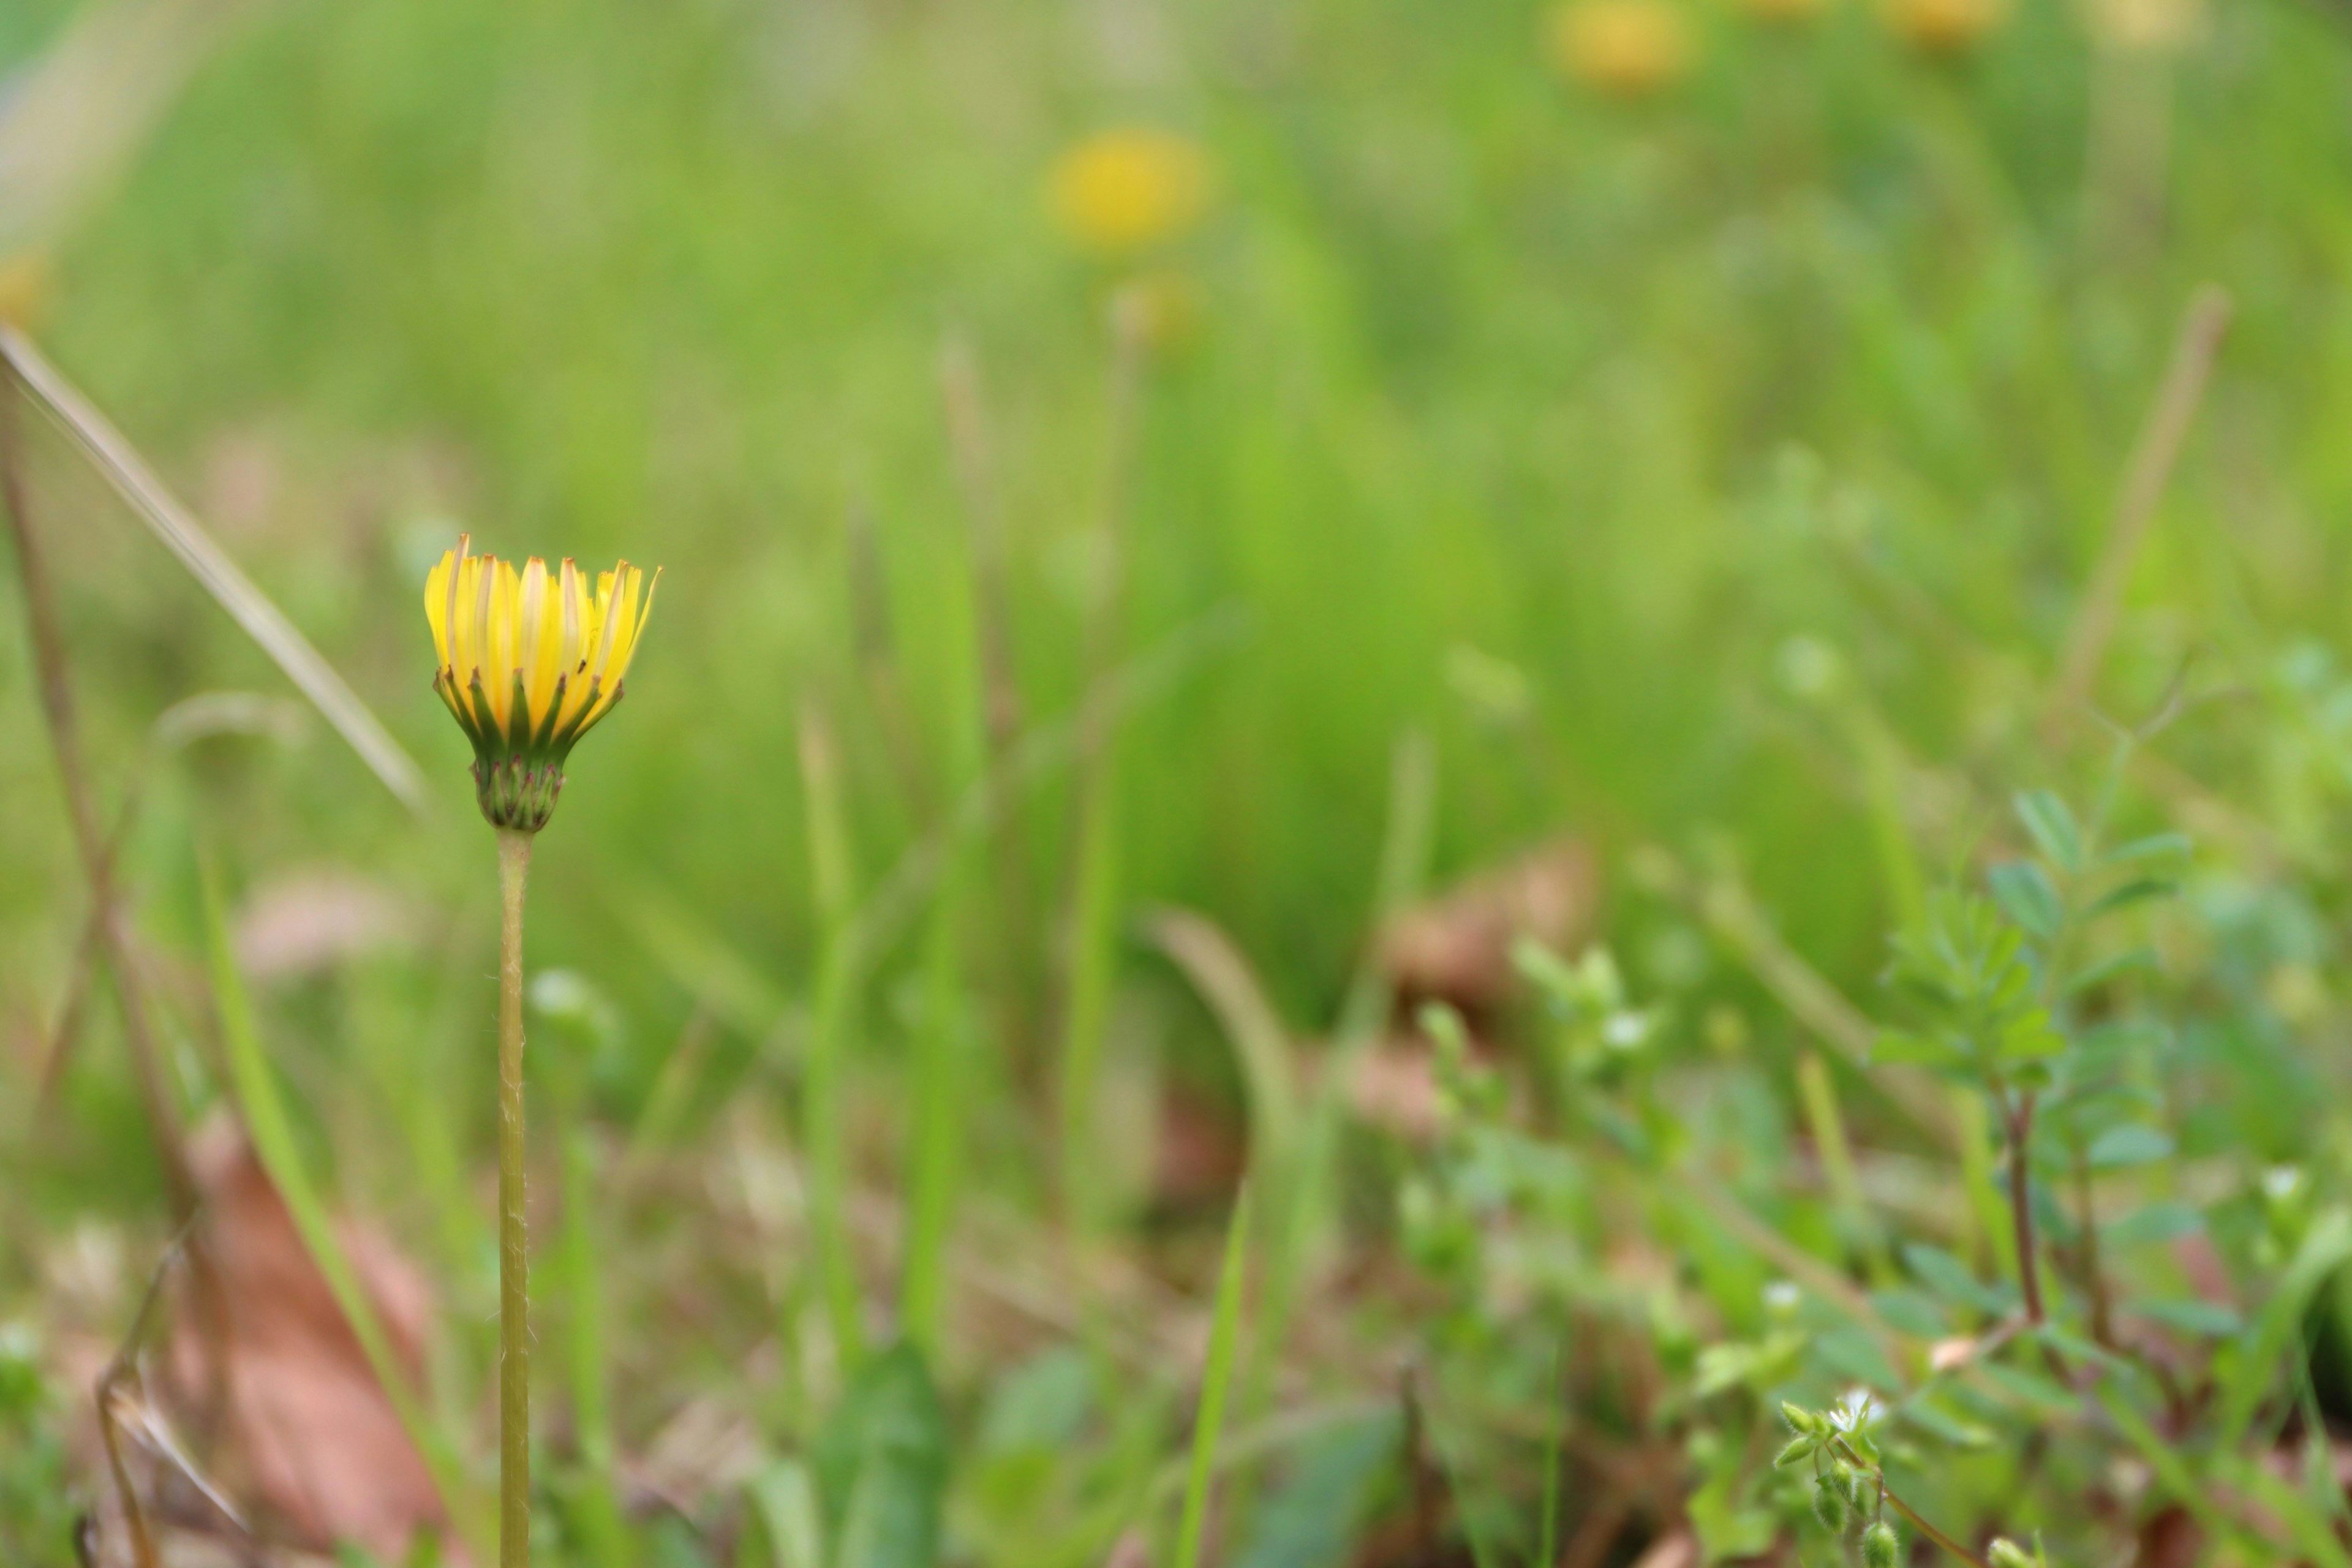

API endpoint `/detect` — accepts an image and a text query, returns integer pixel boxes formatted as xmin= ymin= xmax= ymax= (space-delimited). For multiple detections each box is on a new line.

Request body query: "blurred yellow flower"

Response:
xmin=424 ymin=535 xmax=658 ymax=831
xmin=1885 ymin=0 xmax=2006 ymax=53
xmin=0 ymin=254 xmax=52 ymax=330
xmin=1550 ymin=0 xmax=1697 ymax=99
xmin=1049 ymin=129 xmax=1211 ymax=259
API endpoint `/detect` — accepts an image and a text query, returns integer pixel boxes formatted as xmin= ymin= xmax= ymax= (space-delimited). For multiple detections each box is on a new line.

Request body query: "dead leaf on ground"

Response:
xmin=232 ymin=869 xmax=415 ymax=981
xmin=1153 ymin=1082 xmax=1249 ymax=1209
xmin=1630 ymin=1528 xmax=1697 ymax=1568
xmin=1344 ymin=1041 xmax=1445 ymax=1145
xmin=167 ymin=1115 xmax=444 ymax=1560
xmin=1380 ymin=837 xmax=1598 ymax=1025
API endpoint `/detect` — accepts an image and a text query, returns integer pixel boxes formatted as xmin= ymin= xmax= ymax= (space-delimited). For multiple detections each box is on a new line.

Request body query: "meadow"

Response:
xmin=3 ymin=0 xmax=2351 ymax=1563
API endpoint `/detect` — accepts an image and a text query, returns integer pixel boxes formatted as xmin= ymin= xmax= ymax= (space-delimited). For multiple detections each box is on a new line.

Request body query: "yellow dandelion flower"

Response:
xmin=1885 ymin=0 xmax=2005 ymax=54
xmin=1049 ymin=128 xmax=1211 ymax=259
xmin=1549 ymin=0 xmax=1697 ymax=100
xmin=424 ymin=534 xmax=658 ymax=832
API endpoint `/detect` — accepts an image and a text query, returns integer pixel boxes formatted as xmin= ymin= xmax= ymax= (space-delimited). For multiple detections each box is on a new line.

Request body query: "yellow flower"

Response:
xmin=1885 ymin=0 xmax=2005 ymax=53
xmin=0 ymin=254 xmax=52 ymax=330
xmin=1549 ymin=0 xmax=1697 ymax=100
xmin=1049 ymin=129 xmax=1211 ymax=259
xmin=424 ymin=535 xmax=658 ymax=831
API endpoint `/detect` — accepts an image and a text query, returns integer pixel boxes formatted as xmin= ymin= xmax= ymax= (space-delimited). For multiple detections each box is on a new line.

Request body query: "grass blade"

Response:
xmin=0 ymin=328 xmax=429 ymax=813
xmin=1173 ymin=1185 xmax=1253 ymax=1568
xmin=559 ymin=1123 xmax=627 ymax=1568
xmin=798 ymin=698 xmax=865 ymax=1365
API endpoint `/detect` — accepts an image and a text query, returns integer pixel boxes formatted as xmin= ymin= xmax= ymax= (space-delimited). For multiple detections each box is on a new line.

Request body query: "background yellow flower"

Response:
xmin=1047 ymin=128 xmax=1212 ymax=259
xmin=1550 ymin=0 xmax=1698 ymax=99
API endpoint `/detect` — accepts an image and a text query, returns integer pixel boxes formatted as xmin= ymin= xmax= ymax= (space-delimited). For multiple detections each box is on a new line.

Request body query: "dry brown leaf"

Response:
xmin=1629 ymin=1529 xmax=1697 ymax=1568
xmin=231 ymin=869 xmax=415 ymax=981
xmin=1344 ymin=1041 xmax=1445 ymax=1145
xmin=172 ymin=1116 xmax=444 ymax=1559
xmin=1153 ymin=1082 xmax=1248 ymax=1209
xmin=1379 ymin=837 xmax=1598 ymax=1022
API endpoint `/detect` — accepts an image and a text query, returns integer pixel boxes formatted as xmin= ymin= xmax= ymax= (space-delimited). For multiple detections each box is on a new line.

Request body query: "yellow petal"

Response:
xmin=424 ymin=551 xmax=454 ymax=668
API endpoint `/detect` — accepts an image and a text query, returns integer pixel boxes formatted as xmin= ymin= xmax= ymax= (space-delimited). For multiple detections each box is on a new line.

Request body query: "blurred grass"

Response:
xmin=9 ymin=0 xmax=2349 ymax=1027
xmin=6 ymin=0 xmax=2352 ymax=1559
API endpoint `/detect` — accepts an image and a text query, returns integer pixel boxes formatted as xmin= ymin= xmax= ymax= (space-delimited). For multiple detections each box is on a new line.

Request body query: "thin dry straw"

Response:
xmin=2044 ymin=285 xmax=2233 ymax=734
xmin=0 ymin=326 xmax=431 ymax=813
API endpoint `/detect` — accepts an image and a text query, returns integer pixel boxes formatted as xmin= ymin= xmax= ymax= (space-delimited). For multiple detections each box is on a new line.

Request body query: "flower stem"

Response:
xmin=496 ymin=827 xmax=535 ymax=1568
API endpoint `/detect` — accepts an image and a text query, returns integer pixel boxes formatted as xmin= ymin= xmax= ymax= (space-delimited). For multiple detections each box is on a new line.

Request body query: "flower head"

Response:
xmin=1048 ymin=129 xmax=1212 ymax=259
xmin=1549 ymin=0 xmax=1697 ymax=100
xmin=424 ymin=535 xmax=657 ymax=832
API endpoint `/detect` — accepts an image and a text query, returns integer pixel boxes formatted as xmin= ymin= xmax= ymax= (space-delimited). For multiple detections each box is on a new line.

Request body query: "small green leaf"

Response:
xmin=746 ymin=1460 xmax=826 ymax=1568
xmin=1226 ymin=1417 xmax=1398 ymax=1568
xmin=2030 ymin=1322 xmax=2139 ymax=1381
xmin=813 ymin=1343 xmax=951 ymax=1568
xmin=2016 ymin=791 xmax=2085 ymax=872
xmin=2101 ymin=1202 xmax=2203 ymax=1247
xmin=2064 ymin=946 xmax=2159 ymax=997
xmin=1811 ymin=1327 xmax=1901 ymax=1393
xmin=2101 ymin=832 xmax=2191 ymax=867
xmin=2086 ymin=1125 xmax=2174 ymax=1170
xmin=1975 ymin=1362 xmax=2076 ymax=1417
xmin=1988 ymin=862 xmax=2061 ymax=940
xmin=1869 ymin=1289 xmax=1949 ymax=1340
xmin=1996 ymin=1009 xmax=2067 ymax=1063
xmin=2081 ymin=879 xmax=2177 ymax=922
xmin=2128 ymin=1298 xmax=2243 ymax=1337
xmin=1902 ymin=1243 xmax=2012 ymax=1315
xmin=1899 ymin=1395 xmax=1994 ymax=1447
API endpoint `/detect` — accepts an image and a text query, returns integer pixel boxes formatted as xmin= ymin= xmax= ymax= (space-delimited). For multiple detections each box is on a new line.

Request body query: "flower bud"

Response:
xmin=1774 ymin=1434 xmax=1815 ymax=1468
xmin=1812 ymin=1477 xmax=1849 ymax=1534
xmin=1988 ymin=1542 xmax=2035 ymax=1568
xmin=424 ymin=539 xmax=659 ymax=833
xmin=1862 ymin=1520 xmax=1901 ymax=1568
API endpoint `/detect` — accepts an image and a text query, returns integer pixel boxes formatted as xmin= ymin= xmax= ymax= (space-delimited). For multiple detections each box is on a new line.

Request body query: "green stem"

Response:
xmin=497 ymin=827 xmax=535 ymax=1568
xmin=1878 ymin=1480 xmax=1992 ymax=1568
xmin=2007 ymin=1091 xmax=2045 ymax=1326
xmin=1830 ymin=1439 xmax=1991 ymax=1568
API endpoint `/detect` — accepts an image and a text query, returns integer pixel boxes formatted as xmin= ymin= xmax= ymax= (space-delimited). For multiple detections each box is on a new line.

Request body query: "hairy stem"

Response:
xmin=2007 ymin=1092 xmax=2045 ymax=1326
xmin=497 ymin=827 xmax=535 ymax=1568
xmin=0 ymin=365 xmax=193 ymax=1218
xmin=1879 ymin=1477 xmax=1993 ymax=1568
xmin=2073 ymin=1142 xmax=2116 ymax=1348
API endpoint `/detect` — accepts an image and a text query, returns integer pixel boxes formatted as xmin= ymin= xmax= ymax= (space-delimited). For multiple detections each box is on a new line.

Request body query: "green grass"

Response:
xmin=8 ymin=0 xmax=2352 ymax=1562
